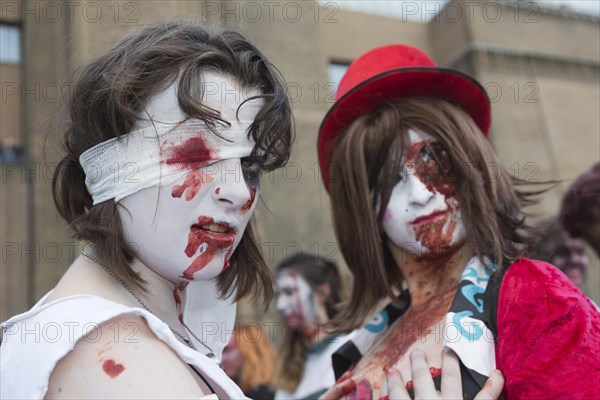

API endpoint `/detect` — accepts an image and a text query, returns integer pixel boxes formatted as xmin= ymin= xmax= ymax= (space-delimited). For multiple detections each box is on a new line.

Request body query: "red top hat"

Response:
xmin=318 ymin=44 xmax=491 ymax=190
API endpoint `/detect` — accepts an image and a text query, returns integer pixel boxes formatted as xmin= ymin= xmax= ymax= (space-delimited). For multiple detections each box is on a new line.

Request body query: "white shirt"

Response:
xmin=0 ymin=292 xmax=244 ymax=399
xmin=275 ymin=333 xmax=355 ymax=400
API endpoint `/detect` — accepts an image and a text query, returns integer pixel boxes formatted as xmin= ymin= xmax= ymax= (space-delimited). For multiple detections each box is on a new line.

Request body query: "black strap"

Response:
xmin=332 ymin=341 xmax=362 ymax=380
xmin=482 ymin=270 xmax=504 ymax=340
xmin=188 ymin=364 xmax=216 ymax=394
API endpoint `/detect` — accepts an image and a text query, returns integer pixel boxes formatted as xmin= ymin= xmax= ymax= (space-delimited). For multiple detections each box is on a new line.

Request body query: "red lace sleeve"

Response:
xmin=496 ymin=258 xmax=600 ymax=400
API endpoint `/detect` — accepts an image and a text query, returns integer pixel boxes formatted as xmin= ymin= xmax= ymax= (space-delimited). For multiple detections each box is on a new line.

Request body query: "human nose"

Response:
xmin=211 ymin=159 xmax=253 ymax=209
xmin=276 ymin=294 xmax=286 ymax=313
xmin=407 ymin=173 xmax=434 ymax=206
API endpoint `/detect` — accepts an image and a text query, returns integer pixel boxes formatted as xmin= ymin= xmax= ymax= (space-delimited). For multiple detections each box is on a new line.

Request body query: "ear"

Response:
xmin=313 ymin=282 xmax=332 ymax=324
xmin=314 ymin=282 xmax=331 ymax=304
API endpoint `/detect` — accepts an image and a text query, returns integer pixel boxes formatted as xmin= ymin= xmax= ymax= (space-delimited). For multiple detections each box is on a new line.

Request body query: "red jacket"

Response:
xmin=496 ymin=258 xmax=600 ymax=399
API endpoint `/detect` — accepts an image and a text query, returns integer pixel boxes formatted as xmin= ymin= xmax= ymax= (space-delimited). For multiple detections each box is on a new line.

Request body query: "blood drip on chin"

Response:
xmin=413 ymin=212 xmax=457 ymax=255
xmin=241 ymin=186 xmax=257 ymax=212
xmin=412 ymin=189 xmax=460 ymax=260
xmin=182 ymin=217 xmax=234 ymax=280
xmin=102 ymin=359 xmax=125 ymax=378
xmin=171 ymin=170 xmax=214 ymax=200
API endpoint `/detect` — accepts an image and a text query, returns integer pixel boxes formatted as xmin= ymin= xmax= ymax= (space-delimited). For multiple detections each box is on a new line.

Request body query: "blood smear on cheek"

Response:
xmin=102 ymin=359 xmax=125 ymax=378
xmin=171 ymin=170 xmax=214 ymax=201
xmin=241 ymin=186 xmax=257 ymax=212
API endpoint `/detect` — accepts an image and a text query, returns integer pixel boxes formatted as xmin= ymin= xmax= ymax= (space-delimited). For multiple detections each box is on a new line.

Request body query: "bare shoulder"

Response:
xmin=46 ymin=314 xmax=210 ymax=399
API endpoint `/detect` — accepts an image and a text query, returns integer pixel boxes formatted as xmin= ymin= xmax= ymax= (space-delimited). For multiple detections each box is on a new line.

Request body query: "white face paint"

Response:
xmin=275 ymin=271 xmax=318 ymax=329
xmin=118 ymin=72 xmax=264 ymax=284
xmin=381 ymin=130 xmax=466 ymax=255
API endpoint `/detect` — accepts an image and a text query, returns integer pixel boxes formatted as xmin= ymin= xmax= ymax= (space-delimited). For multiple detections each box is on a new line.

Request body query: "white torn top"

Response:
xmin=0 ymin=292 xmax=246 ymax=399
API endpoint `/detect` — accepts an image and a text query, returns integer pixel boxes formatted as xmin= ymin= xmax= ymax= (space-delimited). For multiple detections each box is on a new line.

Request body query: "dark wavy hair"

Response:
xmin=560 ymin=162 xmax=600 ymax=256
xmin=52 ymin=21 xmax=294 ymax=303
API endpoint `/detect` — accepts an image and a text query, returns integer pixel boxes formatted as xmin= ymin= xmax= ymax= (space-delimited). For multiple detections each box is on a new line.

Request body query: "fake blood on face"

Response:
xmin=164 ymin=136 xmax=215 ymax=170
xmin=407 ymin=141 xmax=456 ymax=197
xmin=241 ymin=186 xmax=257 ymax=212
xmin=171 ymin=170 xmax=214 ymax=201
xmin=182 ymin=216 xmax=235 ymax=280
xmin=413 ymin=206 xmax=458 ymax=253
xmin=102 ymin=359 xmax=125 ymax=378
xmin=406 ymin=140 xmax=461 ymax=253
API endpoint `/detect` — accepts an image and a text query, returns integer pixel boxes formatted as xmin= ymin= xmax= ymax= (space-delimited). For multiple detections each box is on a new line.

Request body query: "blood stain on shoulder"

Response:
xmin=102 ymin=359 xmax=125 ymax=378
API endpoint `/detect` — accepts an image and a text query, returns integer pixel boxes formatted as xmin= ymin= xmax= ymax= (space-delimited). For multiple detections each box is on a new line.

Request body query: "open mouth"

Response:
xmin=411 ymin=210 xmax=446 ymax=225
xmin=192 ymin=216 xmax=237 ymax=235
xmin=188 ymin=216 xmax=237 ymax=250
xmin=195 ymin=222 xmax=232 ymax=234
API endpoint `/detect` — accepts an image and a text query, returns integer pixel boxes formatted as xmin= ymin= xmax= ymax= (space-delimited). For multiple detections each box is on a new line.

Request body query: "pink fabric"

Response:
xmin=496 ymin=258 xmax=600 ymax=399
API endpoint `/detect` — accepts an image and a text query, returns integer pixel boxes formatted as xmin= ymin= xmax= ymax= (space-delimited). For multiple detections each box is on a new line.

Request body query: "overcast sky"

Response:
xmin=322 ymin=1 xmax=600 ymax=22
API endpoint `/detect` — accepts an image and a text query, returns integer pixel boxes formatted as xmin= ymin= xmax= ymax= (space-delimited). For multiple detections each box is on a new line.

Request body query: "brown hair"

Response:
xmin=272 ymin=253 xmax=343 ymax=392
xmin=560 ymin=162 xmax=600 ymax=256
xmin=329 ymin=98 xmax=541 ymax=332
xmin=231 ymin=324 xmax=275 ymax=392
xmin=52 ymin=21 xmax=293 ymax=303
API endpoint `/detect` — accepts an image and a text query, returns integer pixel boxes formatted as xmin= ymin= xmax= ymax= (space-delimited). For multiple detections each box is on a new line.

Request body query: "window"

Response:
xmin=0 ymin=24 xmax=21 ymax=64
xmin=329 ymin=63 xmax=349 ymax=87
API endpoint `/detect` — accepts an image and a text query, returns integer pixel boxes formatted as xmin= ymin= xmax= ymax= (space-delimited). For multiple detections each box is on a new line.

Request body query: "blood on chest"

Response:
xmin=348 ymin=303 xmax=449 ymax=398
